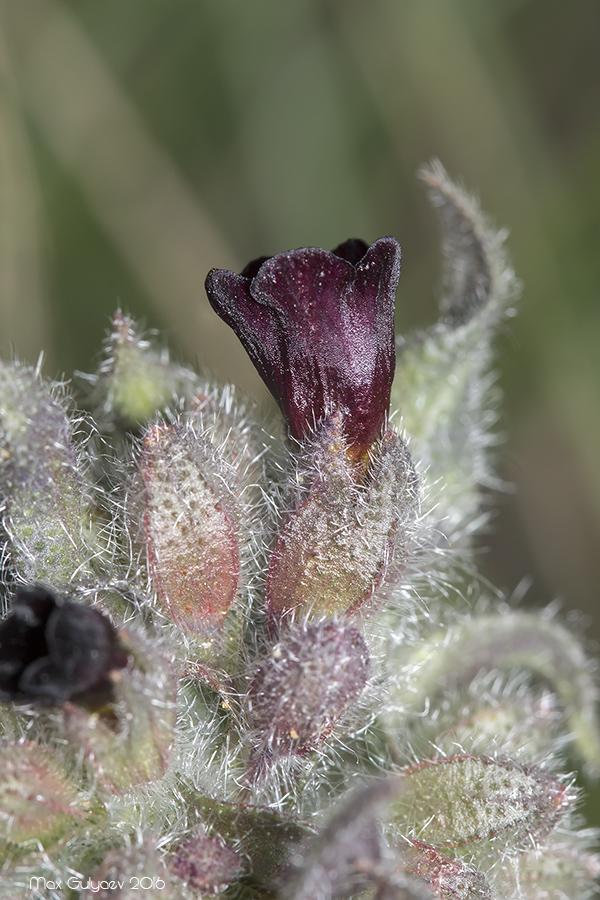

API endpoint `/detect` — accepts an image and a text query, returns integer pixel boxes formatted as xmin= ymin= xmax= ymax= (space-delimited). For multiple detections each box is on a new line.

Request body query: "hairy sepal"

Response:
xmin=391 ymin=162 xmax=519 ymax=545
xmin=89 ymin=310 xmax=198 ymax=429
xmin=0 ymin=740 xmax=91 ymax=849
xmin=133 ymin=421 xmax=242 ymax=649
xmin=492 ymin=833 xmax=600 ymax=900
xmin=0 ymin=360 xmax=100 ymax=585
xmin=386 ymin=756 xmax=573 ymax=852
xmin=267 ymin=415 xmax=418 ymax=624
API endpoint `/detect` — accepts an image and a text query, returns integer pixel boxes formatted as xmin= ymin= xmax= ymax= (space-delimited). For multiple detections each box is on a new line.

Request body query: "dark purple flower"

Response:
xmin=0 ymin=585 xmax=129 ymax=707
xmin=205 ymin=237 xmax=400 ymax=456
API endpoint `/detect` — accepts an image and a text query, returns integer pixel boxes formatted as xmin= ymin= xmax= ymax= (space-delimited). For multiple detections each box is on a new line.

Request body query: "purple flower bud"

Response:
xmin=168 ymin=829 xmax=242 ymax=894
xmin=0 ymin=585 xmax=129 ymax=707
xmin=205 ymin=238 xmax=400 ymax=456
xmin=247 ymin=620 xmax=370 ymax=763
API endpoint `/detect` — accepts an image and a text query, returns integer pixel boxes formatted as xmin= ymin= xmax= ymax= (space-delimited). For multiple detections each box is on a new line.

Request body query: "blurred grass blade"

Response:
xmin=1 ymin=0 xmax=261 ymax=389
xmin=0 ymin=27 xmax=47 ymax=362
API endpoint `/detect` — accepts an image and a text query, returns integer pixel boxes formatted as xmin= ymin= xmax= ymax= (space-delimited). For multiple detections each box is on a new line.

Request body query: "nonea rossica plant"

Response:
xmin=0 ymin=162 xmax=598 ymax=900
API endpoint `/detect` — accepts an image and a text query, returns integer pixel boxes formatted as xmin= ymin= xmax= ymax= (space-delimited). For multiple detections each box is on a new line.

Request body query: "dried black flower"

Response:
xmin=0 ymin=585 xmax=129 ymax=707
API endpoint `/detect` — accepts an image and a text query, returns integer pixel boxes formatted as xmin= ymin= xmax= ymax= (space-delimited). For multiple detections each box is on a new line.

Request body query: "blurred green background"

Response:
xmin=1 ymin=0 xmax=600 ymax=800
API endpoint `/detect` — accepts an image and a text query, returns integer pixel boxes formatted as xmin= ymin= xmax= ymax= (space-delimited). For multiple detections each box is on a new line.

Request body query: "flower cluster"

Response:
xmin=0 ymin=163 xmax=598 ymax=900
